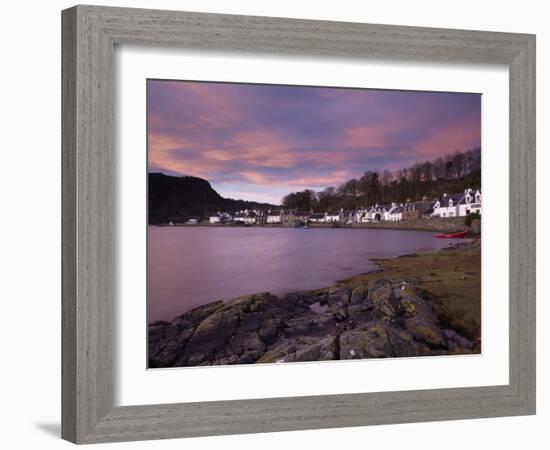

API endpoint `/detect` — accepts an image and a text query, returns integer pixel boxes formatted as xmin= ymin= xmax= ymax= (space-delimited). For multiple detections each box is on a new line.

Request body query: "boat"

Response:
xmin=435 ymin=230 xmax=468 ymax=239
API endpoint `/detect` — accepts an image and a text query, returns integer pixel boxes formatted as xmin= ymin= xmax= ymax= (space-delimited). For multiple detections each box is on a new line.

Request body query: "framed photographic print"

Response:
xmin=62 ymin=5 xmax=536 ymax=444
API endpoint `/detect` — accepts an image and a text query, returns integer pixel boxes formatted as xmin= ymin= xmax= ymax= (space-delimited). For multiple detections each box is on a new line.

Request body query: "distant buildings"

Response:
xmin=266 ymin=209 xmax=283 ymax=224
xmin=209 ymin=212 xmax=233 ymax=224
xmin=403 ymin=200 xmax=434 ymax=220
xmin=309 ymin=212 xmax=327 ymax=223
xmin=326 ymin=210 xmax=342 ymax=223
xmin=432 ymin=188 xmax=482 ymax=218
xmin=177 ymin=187 xmax=481 ymax=226
xmin=386 ymin=204 xmax=403 ymax=222
xmin=293 ymin=211 xmax=311 ymax=225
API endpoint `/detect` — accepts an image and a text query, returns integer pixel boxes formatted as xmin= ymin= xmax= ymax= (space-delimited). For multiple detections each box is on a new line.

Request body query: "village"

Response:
xmin=180 ymin=187 xmax=482 ymax=226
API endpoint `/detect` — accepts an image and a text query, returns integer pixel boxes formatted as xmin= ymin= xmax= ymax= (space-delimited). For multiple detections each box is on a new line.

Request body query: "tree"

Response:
xmin=317 ymin=187 xmax=338 ymax=210
xmin=282 ymin=189 xmax=317 ymax=210
xmin=280 ymin=148 xmax=482 ymax=212
xmin=338 ymin=178 xmax=359 ymax=197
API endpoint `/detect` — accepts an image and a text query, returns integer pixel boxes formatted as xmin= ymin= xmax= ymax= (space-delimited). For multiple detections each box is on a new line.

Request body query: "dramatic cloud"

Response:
xmin=148 ymin=80 xmax=481 ymax=204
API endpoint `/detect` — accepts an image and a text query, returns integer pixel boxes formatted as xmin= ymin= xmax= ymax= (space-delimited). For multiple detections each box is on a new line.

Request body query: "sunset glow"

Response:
xmin=148 ymin=80 xmax=481 ymax=204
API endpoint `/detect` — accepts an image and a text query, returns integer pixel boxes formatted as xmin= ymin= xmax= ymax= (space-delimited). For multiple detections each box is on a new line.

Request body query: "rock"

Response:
xmin=148 ymin=277 xmax=473 ymax=367
xmin=173 ymin=301 xmax=224 ymax=327
xmin=164 ymin=324 xmax=180 ymax=340
xmin=284 ymin=311 xmax=338 ymax=338
xmin=258 ymin=335 xmax=337 ymax=363
xmin=237 ymin=350 xmax=264 ymax=364
xmin=347 ymin=286 xmax=374 ymax=323
xmin=175 ymin=327 xmax=195 ymax=344
xmin=296 ymin=294 xmax=322 ymax=307
xmin=366 ymin=280 xmax=398 ymax=320
xmin=284 ymin=316 xmax=312 ymax=337
xmin=149 ymin=340 xmax=181 ymax=367
xmin=174 ymin=301 xmax=245 ymax=366
xmin=217 ymin=355 xmax=239 ymax=365
xmin=340 ymin=321 xmax=421 ymax=359
xmin=340 ymin=322 xmax=391 ymax=359
xmin=327 ymin=287 xmax=351 ymax=306
xmin=443 ymin=329 xmax=474 ymax=352
xmin=405 ymin=318 xmax=447 ymax=348
xmin=350 ymin=286 xmax=368 ymax=304
xmin=229 ymin=331 xmax=265 ymax=355
xmin=329 ymin=303 xmax=348 ymax=321
xmin=258 ymin=318 xmax=283 ymax=343
xmin=148 ymin=325 xmax=166 ymax=344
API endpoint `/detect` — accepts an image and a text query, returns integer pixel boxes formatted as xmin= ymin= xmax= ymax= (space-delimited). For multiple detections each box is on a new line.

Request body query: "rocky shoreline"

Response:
xmin=149 ymin=245 xmax=480 ymax=367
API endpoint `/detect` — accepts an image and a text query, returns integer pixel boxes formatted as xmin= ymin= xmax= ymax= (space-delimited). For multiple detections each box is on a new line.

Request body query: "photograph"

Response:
xmin=147 ymin=79 xmax=482 ymax=368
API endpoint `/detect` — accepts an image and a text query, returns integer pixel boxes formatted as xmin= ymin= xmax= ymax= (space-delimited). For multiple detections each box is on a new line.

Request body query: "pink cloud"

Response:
xmin=411 ymin=117 xmax=481 ymax=158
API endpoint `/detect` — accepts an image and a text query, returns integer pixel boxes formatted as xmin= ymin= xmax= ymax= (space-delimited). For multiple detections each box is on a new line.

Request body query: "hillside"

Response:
xmin=148 ymin=173 xmax=278 ymax=224
xmin=282 ymin=148 xmax=481 ymax=211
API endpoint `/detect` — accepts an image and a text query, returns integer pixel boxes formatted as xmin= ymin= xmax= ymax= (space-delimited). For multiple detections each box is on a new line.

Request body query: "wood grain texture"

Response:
xmin=61 ymin=4 xmax=536 ymax=444
xmin=61 ymin=6 xmax=77 ymax=443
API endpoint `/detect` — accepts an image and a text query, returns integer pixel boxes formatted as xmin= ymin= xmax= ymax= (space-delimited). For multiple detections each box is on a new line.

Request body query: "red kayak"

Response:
xmin=436 ymin=230 xmax=468 ymax=239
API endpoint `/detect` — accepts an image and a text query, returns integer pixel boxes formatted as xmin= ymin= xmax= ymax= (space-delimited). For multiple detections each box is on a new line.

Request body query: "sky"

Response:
xmin=147 ymin=80 xmax=481 ymax=205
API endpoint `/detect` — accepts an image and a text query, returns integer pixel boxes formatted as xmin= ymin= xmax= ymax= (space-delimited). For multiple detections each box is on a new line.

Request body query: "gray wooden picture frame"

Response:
xmin=61 ymin=4 xmax=536 ymax=444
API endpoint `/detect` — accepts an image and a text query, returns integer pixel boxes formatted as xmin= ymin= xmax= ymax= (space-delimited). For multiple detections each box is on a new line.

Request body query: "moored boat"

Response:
xmin=435 ymin=230 xmax=468 ymax=239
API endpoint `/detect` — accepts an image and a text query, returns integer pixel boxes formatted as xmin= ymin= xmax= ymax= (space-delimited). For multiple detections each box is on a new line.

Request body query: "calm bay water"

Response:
xmin=148 ymin=226 xmax=460 ymax=322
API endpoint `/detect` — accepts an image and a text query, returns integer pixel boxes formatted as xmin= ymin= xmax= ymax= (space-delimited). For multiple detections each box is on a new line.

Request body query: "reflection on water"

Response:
xmin=148 ymin=227 xmax=459 ymax=322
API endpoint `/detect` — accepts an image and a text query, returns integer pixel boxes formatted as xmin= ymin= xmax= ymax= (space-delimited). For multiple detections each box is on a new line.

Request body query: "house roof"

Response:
xmin=294 ymin=210 xmax=311 ymax=216
xmin=267 ymin=210 xmax=282 ymax=216
xmin=310 ymin=213 xmax=326 ymax=219
xmin=464 ymin=188 xmax=481 ymax=198
xmin=440 ymin=193 xmax=464 ymax=207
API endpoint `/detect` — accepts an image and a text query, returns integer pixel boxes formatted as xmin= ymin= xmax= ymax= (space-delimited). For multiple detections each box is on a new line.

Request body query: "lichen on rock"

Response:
xmin=148 ymin=278 xmax=474 ymax=368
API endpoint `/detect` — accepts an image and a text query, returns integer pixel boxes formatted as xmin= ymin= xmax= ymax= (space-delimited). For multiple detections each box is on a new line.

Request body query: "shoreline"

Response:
xmin=149 ymin=240 xmax=481 ymax=367
xmin=150 ymin=216 xmax=476 ymax=234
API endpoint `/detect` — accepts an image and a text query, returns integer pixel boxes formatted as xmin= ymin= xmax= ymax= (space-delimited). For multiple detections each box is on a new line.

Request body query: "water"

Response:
xmin=148 ymin=226 xmax=461 ymax=322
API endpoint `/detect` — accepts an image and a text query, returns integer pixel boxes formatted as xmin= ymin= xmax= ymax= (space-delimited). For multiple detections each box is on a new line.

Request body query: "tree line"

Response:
xmin=282 ymin=148 xmax=481 ymax=211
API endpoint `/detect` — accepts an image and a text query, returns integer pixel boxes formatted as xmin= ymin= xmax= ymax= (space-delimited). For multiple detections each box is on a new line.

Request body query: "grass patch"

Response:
xmin=339 ymin=242 xmax=481 ymax=341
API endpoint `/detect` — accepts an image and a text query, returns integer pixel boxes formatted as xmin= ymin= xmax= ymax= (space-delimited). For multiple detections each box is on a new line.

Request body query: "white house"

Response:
xmin=293 ymin=210 xmax=311 ymax=224
xmin=387 ymin=205 xmax=403 ymax=221
xmin=309 ymin=212 xmax=327 ymax=223
xmin=382 ymin=204 xmax=392 ymax=221
xmin=210 ymin=212 xmax=233 ymax=224
xmin=266 ymin=210 xmax=282 ymax=224
xmin=378 ymin=204 xmax=393 ymax=221
xmin=457 ymin=188 xmax=482 ymax=216
xmin=244 ymin=211 xmax=257 ymax=225
xmin=325 ymin=210 xmax=342 ymax=223
xmin=354 ymin=208 xmax=369 ymax=222
xmin=432 ymin=193 xmax=464 ymax=218
xmin=365 ymin=206 xmax=379 ymax=221
xmin=209 ymin=214 xmax=221 ymax=224
xmin=233 ymin=211 xmax=246 ymax=224
xmin=432 ymin=189 xmax=481 ymax=218
xmin=341 ymin=210 xmax=357 ymax=224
